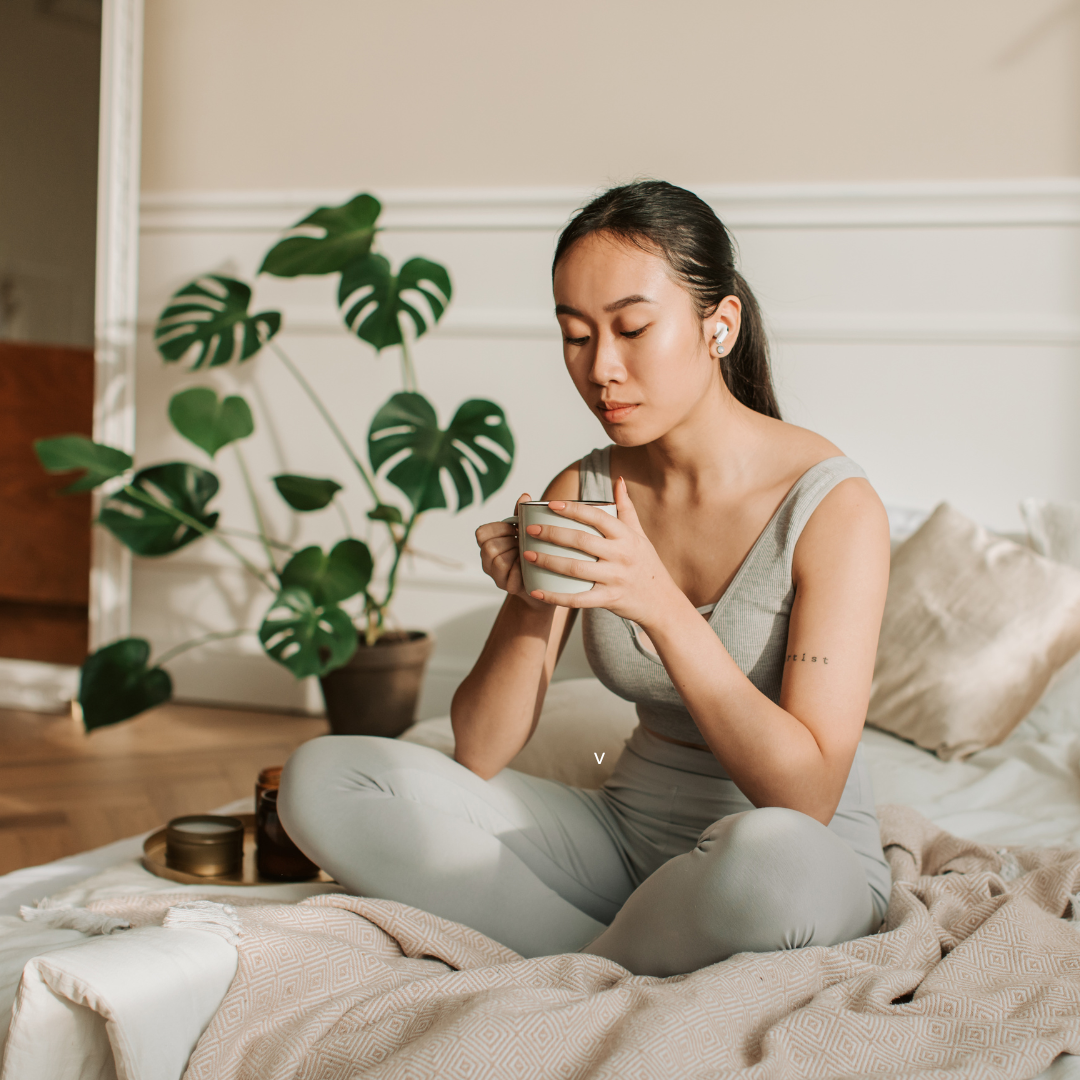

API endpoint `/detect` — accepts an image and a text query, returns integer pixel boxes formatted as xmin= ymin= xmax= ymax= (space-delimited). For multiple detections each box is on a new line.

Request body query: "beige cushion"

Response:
xmin=867 ymin=503 xmax=1080 ymax=760
xmin=399 ymin=678 xmax=639 ymax=787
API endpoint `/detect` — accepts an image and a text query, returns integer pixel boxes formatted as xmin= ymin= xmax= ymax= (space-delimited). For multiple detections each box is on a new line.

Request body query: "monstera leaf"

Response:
xmin=272 ymin=474 xmax=342 ymax=512
xmin=367 ymin=504 xmax=403 ymax=525
xmin=258 ymin=588 xmax=357 ymax=678
xmin=338 ymin=255 xmax=452 ymax=351
xmin=155 ymin=276 xmax=281 ymax=368
xmin=368 ymin=392 xmax=514 ymax=513
xmin=99 ymin=463 xmax=220 ymax=556
xmin=34 ymin=435 xmax=132 ymax=492
xmin=279 ymin=540 xmax=373 ymax=605
xmin=259 ymin=194 xmax=381 ymax=278
xmin=168 ymin=388 xmax=254 ymax=458
xmin=78 ymin=638 xmax=173 ymax=731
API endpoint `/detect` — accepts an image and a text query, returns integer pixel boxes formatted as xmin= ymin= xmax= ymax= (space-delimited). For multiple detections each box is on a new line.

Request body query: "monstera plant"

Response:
xmin=36 ymin=193 xmax=514 ymax=731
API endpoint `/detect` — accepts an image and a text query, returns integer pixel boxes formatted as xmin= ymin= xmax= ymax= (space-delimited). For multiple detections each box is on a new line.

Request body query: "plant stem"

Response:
xmin=234 ymin=445 xmax=280 ymax=580
xmin=386 ymin=514 xmax=418 ymax=598
xmin=362 ymin=591 xmax=379 ymax=645
xmin=367 ymin=510 xmax=419 ymax=643
xmin=218 ymin=527 xmax=295 ymax=552
xmin=121 ymin=485 xmax=276 ymax=591
xmin=399 ymin=334 xmax=417 ymax=393
xmin=269 ymin=341 xmax=381 ymax=505
xmin=153 ymin=628 xmax=253 ymax=669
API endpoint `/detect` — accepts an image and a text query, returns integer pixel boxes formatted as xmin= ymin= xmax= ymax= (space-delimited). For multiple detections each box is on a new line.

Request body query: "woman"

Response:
xmin=280 ymin=180 xmax=892 ymax=977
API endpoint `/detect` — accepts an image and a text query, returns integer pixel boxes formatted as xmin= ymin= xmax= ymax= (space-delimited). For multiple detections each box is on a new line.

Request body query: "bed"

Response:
xmin=3 ymin=504 xmax=1080 ymax=1079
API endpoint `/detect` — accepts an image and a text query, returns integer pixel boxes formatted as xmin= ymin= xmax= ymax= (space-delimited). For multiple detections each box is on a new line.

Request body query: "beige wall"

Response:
xmin=141 ymin=0 xmax=1080 ymax=192
xmin=134 ymin=1 xmax=1080 ymax=714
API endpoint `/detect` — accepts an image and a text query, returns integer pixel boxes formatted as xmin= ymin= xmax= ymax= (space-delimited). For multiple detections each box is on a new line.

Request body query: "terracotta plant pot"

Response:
xmin=319 ymin=631 xmax=434 ymax=737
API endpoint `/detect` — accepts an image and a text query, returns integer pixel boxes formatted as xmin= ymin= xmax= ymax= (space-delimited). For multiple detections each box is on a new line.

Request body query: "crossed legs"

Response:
xmin=280 ymin=736 xmax=881 ymax=973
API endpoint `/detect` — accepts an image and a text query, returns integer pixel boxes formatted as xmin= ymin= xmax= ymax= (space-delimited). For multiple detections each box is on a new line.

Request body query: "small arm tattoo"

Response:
xmin=786 ymin=653 xmax=828 ymax=665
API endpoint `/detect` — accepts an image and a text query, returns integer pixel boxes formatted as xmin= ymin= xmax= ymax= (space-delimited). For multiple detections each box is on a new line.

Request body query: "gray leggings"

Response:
xmin=279 ymin=726 xmax=889 ymax=977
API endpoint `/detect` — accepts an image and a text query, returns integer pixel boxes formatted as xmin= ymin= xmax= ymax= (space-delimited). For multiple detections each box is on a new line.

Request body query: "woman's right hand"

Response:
xmin=475 ymin=492 xmax=547 ymax=609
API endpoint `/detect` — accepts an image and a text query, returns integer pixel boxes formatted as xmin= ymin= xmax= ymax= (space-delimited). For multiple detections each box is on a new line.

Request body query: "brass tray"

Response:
xmin=142 ymin=813 xmax=334 ymax=886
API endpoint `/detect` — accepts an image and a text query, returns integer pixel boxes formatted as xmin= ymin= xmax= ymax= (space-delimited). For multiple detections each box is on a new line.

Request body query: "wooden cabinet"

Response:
xmin=0 ymin=341 xmax=94 ymax=664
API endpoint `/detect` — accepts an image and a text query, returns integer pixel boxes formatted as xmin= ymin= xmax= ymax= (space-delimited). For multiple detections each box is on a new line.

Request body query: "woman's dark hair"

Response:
xmin=552 ymin=180 xmax=781 ymax=420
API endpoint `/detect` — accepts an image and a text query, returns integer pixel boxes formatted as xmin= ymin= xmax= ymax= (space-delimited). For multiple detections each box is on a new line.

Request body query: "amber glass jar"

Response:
xmin=254 ymin=772 xmax=320 ymax=881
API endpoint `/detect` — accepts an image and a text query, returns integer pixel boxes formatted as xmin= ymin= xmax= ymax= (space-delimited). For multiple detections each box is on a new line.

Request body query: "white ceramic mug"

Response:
xmin=502 ymin=501 xmax=618 ymax=595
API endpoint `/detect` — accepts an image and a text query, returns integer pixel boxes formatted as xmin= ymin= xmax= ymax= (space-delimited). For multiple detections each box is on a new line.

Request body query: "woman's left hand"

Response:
xmin=523 ymin=476 xmax=683 ymax=626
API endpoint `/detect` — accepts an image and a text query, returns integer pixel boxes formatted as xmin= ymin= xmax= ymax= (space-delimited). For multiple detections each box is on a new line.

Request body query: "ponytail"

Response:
xmin=552 ymin=181 xmax=781 ymax=420
xmin=724 ymin=271 xmax=779 ymax=419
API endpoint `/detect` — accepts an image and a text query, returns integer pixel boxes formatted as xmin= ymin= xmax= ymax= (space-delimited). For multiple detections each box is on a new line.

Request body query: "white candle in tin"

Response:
xmin=172 ymin=819 xmax=235 ymax=834
xmin=165 ymin=815 xmax=244 ymax=876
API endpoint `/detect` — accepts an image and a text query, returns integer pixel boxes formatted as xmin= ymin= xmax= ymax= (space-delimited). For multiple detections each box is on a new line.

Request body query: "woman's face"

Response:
xmin=553 ymin=232 xmax=740 ymax=447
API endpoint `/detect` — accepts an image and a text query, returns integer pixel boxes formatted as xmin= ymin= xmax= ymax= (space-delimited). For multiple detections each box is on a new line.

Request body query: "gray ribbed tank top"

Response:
xmin=579 ymin=446 xmax=869 ymax=747
xmin=578 ymin=447 xmax=891 ymax=918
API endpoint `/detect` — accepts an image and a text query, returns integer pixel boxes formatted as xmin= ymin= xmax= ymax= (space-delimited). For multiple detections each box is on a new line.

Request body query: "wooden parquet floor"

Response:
xmin=0 ymin=702 xmax=328 ymax=875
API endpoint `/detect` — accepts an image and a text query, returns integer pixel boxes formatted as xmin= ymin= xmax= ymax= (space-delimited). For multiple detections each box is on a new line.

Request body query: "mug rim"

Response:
xmin=519 ymin=500 xmax=615 ymax=506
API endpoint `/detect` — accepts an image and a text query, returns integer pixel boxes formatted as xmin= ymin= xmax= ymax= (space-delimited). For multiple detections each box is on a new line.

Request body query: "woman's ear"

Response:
xmin=703 ymin=295 xmax=742 ymax=357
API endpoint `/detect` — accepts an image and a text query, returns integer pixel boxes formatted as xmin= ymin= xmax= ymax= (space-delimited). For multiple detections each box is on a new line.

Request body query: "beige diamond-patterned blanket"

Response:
xmin=98 ymin=805 xmax=1080 ymax=1079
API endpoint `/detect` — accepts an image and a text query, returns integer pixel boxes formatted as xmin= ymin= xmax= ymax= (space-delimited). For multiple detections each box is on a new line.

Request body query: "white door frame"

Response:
xmin=0 ymin=0 xmax=143 ymax=712
xmin=90 ymin=0 xmax=144 ymax=651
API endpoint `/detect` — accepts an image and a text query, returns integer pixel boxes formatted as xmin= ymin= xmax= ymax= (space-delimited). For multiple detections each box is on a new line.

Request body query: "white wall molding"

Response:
xmin=290 ymin=307 xmax=1080 ymax=348
xmin=138 ymin=178 xmax=1080 ymax=349
xmin=140 ymin=178 xmax=1080 ymax=235
xmin=137 ymin=304 xmax=1080 ymax=348
xmin=769 ymin=311 xmax=1080 ymax=346
xmin=91 ymin=0 xmax=144 ymax=651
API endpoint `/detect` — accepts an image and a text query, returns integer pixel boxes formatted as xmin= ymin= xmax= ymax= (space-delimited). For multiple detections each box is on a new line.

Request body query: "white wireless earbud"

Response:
xmin=714 ymin=323 xmax=730 ymax=355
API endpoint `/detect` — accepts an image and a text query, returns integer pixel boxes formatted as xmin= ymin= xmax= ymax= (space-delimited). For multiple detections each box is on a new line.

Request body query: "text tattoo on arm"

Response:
xmin=786 ymin=653 xmax=828 ymax=664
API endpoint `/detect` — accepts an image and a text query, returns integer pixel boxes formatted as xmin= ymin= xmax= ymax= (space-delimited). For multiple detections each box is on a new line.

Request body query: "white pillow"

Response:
xmin=1009 ymin=499 xmax=1080 ymax=741
xmin=400 ymin=678 xmax=639 ymax=787
xmin=1021 ymin=498 xmax=1080 ymax=568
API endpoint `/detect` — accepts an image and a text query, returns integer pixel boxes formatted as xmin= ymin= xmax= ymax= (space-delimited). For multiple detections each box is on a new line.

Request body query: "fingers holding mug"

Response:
xmin=522 ymin=546 xmax=609 ymax=585
xmin=480 ymin=534 xmax=519 ymax=584
xmin=475 ymin=492 xmax=531 ymax=549
xmin=523 ymin=521 xmax=606 ymax=560
xmin=478 ymin=492 xmax=541 ymax=598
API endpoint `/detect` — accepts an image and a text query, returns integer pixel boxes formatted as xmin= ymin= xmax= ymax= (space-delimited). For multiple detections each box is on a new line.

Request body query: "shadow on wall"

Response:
xmin=415 ymin=603 xmax=594 ymax=721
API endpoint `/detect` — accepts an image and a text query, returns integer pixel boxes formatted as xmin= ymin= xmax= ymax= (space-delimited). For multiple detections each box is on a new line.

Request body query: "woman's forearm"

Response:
xmin=642 ymin=599 xmax=840 ymax=823
xmin=450 ymin=596 xmax=561 ymax=778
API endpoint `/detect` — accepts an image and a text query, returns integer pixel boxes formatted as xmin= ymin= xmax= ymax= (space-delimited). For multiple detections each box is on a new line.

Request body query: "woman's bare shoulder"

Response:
xmin=770 ymin=418 xmax=885 ymax=544
xmin=541 ymin=461 xmax=582 ymax=501
xmin=760 ymin=418 xmax=883 ymax=546
xmin=793 ymin=465 xmax=889 ymax=586
xmin=769 ymin=417 xmax=845 ymax=471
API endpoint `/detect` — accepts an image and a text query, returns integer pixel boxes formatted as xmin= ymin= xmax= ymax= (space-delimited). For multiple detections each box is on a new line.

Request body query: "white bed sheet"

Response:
xmin=3 ymin=720 xmax=1080 ymax=1078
